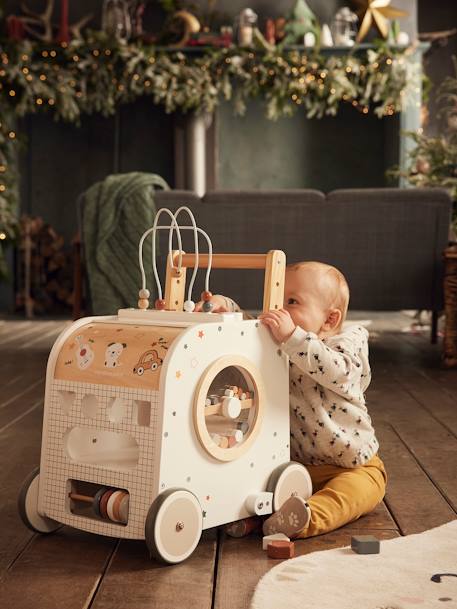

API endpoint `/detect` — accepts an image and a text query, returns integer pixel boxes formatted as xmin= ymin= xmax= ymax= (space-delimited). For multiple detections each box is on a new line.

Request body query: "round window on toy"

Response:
xmin=193 ymin=356 xmax=264 ymax=462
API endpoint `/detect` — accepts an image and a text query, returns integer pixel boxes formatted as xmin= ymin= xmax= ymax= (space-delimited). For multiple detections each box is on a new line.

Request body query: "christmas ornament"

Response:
xmin=102 ymin=0 xmax=132 ymax=42
xmin=284 ymin=0 xmax=318 ymax=45
xmin=304 ymin=31 xmax=316 ymax=46
xmin=6 ymin=16 xmax=25 ymax=41
xmin=9 ymin=0 xmax=92 ymax=42
xmin=353 ymin=0 xmax=408 ymax=42
xmin=167 ymin=9 xmax=200 ymax=47
xmin=321 ymin=24 xmax=334 ymax=47
xmin=416 ymin=157 xmax=430 ymax=175
xmin=17 ymin=0 xmax=54 ymax=42
xmin=396 ymin=31 xmax=410 ymax=45
xmin=265 ymin=18 xmax=276 ymax=45
xmin=57 ymin=0 xmax=70 ymax=44
xmin=331 ymin=6 xmax=359 ymax=46
xmin=237 ymin=8 xmax=258 ymax=47
xmin=129 ymin=1 xmax=146 ymax=39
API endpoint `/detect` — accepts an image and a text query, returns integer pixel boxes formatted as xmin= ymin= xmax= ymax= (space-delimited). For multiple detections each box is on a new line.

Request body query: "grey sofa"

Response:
xmin=78 ymin=187 xmax=452 ymax=341
xmin=152 ymin=188 xmax=452 ymax=340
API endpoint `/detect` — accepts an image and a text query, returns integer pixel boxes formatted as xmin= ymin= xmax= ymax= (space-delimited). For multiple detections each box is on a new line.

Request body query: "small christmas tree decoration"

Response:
xmin=283 ymin=0 xmax=318 ymax=45
xmin=353 ymin=0 xmax=408 ymax=42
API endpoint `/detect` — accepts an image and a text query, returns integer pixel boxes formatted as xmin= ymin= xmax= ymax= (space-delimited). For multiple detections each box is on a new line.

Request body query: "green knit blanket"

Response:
xmin=81 ymin=172 xmax=169 ymax=315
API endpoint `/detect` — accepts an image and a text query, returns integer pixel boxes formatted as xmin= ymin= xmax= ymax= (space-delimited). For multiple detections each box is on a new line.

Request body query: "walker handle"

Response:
xmin=165 ymin=250 xmax=286 ymax=314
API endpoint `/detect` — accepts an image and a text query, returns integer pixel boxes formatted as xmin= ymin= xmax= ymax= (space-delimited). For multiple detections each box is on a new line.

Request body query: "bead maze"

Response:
xmin=18 ymin=206 xmax=313 ymax=564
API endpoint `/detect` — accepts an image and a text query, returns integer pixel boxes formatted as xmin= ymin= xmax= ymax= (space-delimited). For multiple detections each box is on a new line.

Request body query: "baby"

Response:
xmin=202 ymin=261 xmax=386 ymax=539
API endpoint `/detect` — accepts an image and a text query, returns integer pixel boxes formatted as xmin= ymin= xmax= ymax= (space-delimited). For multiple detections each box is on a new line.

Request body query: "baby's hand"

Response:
xmin=258 ymin=309 xmax=296 ymax=344
xmin=194 ymin=294 xmax=232 ymax=313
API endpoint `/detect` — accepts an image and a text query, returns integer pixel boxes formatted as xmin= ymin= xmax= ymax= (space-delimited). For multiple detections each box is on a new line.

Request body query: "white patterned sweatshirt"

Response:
xmin=281 ymin=324 xmax=379 ymax=468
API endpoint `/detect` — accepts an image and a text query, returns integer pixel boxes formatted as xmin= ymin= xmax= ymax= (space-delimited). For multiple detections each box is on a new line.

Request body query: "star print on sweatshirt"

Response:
xmin=282 ymin=324 xmax=379 ymax=468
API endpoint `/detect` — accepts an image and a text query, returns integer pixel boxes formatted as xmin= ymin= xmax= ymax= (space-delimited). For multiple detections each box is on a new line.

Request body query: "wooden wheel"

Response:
xmin=18 ymin=467 xmax=60 ymax=534
xmin=267 ymin=461 xmax=313 ymax=511
xmin=145 ymin=489 xmax=203 ymax=564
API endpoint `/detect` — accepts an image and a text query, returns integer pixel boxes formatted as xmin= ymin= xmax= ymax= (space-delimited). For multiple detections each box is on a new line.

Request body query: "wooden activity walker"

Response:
xmin=18 ymin=207 xmax=313 ymax=564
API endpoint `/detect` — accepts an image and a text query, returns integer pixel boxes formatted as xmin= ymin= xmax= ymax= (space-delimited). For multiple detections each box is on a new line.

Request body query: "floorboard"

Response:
xmin=0 ymin=316 xmax=456 ymax=609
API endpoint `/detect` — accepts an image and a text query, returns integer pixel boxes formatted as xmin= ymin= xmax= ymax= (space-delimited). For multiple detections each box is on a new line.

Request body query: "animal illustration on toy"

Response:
xmin=18 ymin=207 xmax=313 ymax=564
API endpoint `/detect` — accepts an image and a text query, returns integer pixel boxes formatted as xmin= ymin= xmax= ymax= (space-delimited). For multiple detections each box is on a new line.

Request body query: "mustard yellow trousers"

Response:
xmin=298 ymin=454 xmax=387 ymax=538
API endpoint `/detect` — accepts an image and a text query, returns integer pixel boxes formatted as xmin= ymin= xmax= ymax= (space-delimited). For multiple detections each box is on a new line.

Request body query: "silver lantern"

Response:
xmin=330 ymin=7 xmax=358 ymax=47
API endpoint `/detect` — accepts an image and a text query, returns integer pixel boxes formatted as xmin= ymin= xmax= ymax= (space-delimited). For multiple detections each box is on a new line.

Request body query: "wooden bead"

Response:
xmin=138 ymin=298 xmax=149 ymax=310
xmin=139 ymin=288 xmax=150 ymax=299
xmin=219 ymin=436 xmax=229 ymax=449
xmin=155 ymin=298 xmax=166 ymax=310
xmin=183 ymin=300 xmax=195 ymax=312
xmin=201 ymin=291 xmax=213 ymax=301
xmin=202 ymin=301 xmax=213 ymax=312
xmin=267 ymin=540 xmax=295 ymax=559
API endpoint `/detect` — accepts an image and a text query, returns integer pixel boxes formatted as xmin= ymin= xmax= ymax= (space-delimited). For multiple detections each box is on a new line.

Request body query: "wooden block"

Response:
xmin=267 ymin=540 xmax=295 ymax=559
xmin=262 ymin=533 xmax=289 ymax=550
xmin=351 ymin=535 xmax=380 ymax=554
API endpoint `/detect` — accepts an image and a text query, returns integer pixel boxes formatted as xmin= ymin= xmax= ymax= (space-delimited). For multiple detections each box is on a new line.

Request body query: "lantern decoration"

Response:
xmin=331 ymin=7 xmax=359 ymax=46
xmin=236 ymin=8 xmax=258 ymax=47
xmin=102 ymin=0 xmax=132 ymax=43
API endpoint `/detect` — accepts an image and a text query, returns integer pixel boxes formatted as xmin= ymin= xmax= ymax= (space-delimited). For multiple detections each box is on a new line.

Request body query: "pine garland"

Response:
xmin=0 ymin=32 xmax=422 ymax=277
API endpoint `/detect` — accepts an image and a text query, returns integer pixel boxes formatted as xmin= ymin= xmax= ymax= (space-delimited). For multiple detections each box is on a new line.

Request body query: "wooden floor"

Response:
xmin=0 ymin=317 xmax=456 ymax=609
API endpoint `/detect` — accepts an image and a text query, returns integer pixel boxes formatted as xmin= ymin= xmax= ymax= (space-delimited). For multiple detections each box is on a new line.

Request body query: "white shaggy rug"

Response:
xmin=251 ymin=520 xmax=457 ymax=609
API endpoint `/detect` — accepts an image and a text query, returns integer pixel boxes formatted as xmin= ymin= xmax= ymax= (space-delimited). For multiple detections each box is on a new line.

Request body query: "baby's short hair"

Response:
xmin=287 ymin=261 xmax=350 ymax=326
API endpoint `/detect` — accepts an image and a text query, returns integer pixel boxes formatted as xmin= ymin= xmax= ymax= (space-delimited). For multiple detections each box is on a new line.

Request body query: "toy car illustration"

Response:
xmin=133 ymin=349 xmax=163 ymax=376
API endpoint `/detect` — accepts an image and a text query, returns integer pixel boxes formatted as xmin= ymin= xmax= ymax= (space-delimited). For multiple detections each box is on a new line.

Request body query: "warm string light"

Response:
xmin=0 ymin=233 xmax=7 ymax=240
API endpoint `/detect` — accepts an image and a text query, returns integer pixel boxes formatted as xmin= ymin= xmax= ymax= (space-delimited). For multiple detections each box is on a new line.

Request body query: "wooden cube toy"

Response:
xmin=262 ymin=533 xmax=289 ymax=550
xmin=351 ymin=535 xmax=380 ymax=554
xmin=267 ymin=540 xmax=295 ymax=559
xmin=17 ymin=209 xmax=314 ymax=566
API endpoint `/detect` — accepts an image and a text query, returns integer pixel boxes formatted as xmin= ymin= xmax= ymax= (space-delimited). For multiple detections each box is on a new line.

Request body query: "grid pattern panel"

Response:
xmin=41 ymin=379 xmax=160 ymax=539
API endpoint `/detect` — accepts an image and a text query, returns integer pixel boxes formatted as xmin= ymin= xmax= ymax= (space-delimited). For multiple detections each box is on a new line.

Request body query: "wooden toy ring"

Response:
xmin=99 ymin=489 xmax=116 ymax=520
xmin=117 ymin=494 xmax=130 ymax=524
xmin=112 ymin=490 xmax=129 ymax=523
xmin=93 ymin=486 xmax=109 ymax=517
xmin=106 ymin=490 xmax=122 ymax=523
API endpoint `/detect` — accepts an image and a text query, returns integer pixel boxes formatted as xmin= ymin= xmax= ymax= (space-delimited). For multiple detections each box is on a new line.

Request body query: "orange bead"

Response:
xmin=201 ymin=291 xmax=212 ymax=302
xmin=155 ymin=299 xmax=166 ymax=310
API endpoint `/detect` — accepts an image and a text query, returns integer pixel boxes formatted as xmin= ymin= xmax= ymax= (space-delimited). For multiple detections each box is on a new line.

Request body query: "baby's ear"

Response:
xmin=324 ymin=308 xmax=342 ymax=331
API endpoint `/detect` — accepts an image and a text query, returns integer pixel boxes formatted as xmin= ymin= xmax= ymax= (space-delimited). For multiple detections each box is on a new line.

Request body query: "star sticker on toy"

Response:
xmin=352 ymin=0 xmax=408 ymax=42
xmin=198 ymin=330 xmax=205 ymax=339
xmin=175 ymin=370 xmax=182 ymax=379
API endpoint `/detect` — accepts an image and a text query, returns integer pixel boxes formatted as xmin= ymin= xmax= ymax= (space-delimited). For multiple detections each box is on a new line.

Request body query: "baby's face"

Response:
xmin=284 ymin=266 xmax=334 ymax=336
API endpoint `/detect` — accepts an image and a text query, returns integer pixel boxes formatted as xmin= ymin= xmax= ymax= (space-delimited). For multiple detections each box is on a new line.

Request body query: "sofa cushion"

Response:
xmin=325 ymin=188 xmax=452 ymax=310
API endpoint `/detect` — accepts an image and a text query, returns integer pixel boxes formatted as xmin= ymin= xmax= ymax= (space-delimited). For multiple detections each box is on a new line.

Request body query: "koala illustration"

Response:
xmin=104 ymin=342 xmax=127 ymax=368
xmin=76 ymin=335 xmax=95 ymax=370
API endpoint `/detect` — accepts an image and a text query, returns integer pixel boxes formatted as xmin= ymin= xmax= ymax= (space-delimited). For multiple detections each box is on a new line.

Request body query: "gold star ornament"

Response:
xmin=353 ymin=0 xmax=408 ymax=42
